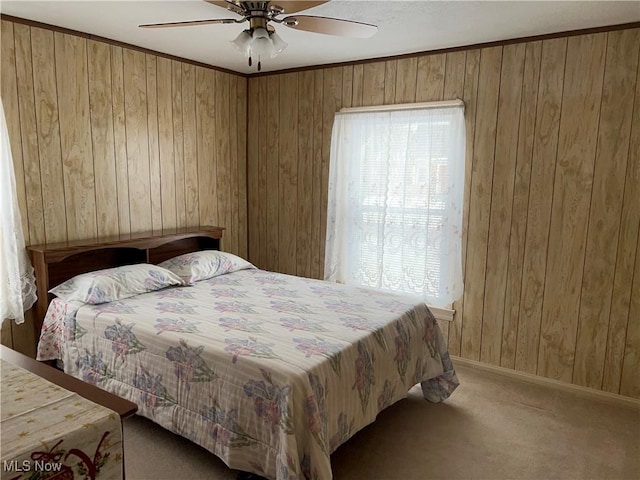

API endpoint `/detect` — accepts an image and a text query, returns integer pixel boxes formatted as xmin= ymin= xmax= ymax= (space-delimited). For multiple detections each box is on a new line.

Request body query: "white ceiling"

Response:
xmin=1 ymin=1 xmax=639 ymax=74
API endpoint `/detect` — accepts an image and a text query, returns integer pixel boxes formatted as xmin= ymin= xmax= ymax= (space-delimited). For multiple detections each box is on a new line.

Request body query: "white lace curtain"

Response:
xmin=324 ymin=103 xmax=465 ymax=307
xmin=1 ymin=98 xmax=37 ymax=324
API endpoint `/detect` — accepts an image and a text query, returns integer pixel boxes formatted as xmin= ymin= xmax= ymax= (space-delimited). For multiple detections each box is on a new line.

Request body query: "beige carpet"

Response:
xmin=124 ymin=363 xmax=640 ymax=480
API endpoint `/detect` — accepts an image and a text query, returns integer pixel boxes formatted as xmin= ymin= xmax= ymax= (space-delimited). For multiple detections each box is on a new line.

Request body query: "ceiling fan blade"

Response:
xmin=269 ymin=1 xmax=329 ymax=14
xmin=205 ymin=0 xmax=237 ymax=7
xmin=139 ymin=18 xmax=238 ymax=28
xmin=205 ymin=1 xmax=244 ymax=13
xmin=205 ymin=0 xmax=329 ymax=14
xmin=282 ymin=15 xmax=377 ymax=38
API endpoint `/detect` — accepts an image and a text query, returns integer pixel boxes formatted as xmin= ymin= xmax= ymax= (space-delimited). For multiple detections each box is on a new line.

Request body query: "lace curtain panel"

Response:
xmin=0 ymin=98 xmax=37 ymax=324
xmin=324 ymin=104 xmax=465 ymax=308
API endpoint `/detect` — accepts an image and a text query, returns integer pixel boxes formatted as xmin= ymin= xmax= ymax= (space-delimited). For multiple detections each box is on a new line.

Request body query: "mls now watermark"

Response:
xmin=3 ymin=460 xmax=64 ymax=473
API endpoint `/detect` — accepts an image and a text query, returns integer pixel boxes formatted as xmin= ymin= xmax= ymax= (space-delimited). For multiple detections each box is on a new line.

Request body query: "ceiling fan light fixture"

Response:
xmin=236 ymin=27 xmax=288 ymax=69
xmin=252 ymin=27 xmax=269 ymax=40
xmin=231 ymin=29 xmax=252 ymax=55
xmin=250 ymin=35 xmax=272 ymax=58
xmin=269 ymin=31 xmax=288 ymax=58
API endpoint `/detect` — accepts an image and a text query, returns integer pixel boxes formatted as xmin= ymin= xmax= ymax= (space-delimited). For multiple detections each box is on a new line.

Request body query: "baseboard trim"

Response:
xmin=451 ymin=355 xmax=640 ymax=409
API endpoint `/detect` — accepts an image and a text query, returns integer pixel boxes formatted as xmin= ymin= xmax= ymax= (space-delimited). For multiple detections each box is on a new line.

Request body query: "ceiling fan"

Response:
xmin=140 ymin=1 xmax=377 ymax=71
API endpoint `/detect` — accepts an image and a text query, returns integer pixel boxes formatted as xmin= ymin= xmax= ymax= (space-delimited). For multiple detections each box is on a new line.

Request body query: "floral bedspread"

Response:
xmin=0 ymin=360 xmax=123 ymax=480
xmin=38 ymin=269 xmax=458 ymax=480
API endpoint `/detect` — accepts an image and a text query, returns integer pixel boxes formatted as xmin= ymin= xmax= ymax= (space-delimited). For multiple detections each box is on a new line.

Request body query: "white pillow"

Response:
xmin=159 ymin=250 xmax=255 ymax=284
xmin=49 ymin=264 xmax=184 ymax=304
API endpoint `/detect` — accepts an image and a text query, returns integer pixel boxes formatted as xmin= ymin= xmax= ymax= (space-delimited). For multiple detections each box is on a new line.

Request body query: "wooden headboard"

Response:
xmin=27 ymin=226 xmax=224 ymax=342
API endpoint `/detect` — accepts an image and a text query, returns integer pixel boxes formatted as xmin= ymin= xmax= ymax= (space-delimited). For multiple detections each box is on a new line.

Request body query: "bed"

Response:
xmin=28 ymin=227 xmax=458 ymax=480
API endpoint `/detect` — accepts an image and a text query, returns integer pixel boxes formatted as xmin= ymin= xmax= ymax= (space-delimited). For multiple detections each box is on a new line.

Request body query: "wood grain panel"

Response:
xmin=603 ymin=32 xmax=640 ymax=394
xmin=416 ymin=54 xmax=446 ymax=102
xmin=352 ymin=64 xmax=363 ymax=107
xmin=296 ymin=71 xmax=314 ymax=277
xmin=450 ymin=49 xmax=479 ymax=356
xmin=247 ymin=77 xmax=260 ymax=264
xmin=266 ymin=75 xmax=280 ymax=271
xmin=258 ymin=76 xmax=268 ymax=268
xmin=516 ymin=38 xmax=567 ymax=374
xmin=310 ymin=70 xmax=324 ymax=278
xmin=279 ymin=73 xmax=298 ymax=274
xmin=196 ymin=67 xmax=217 ymax=227
xmin=501 ymin=41 xmax=542 ymax=369
xmin=573 ymin=29 xmax=640 ymax=388
xmin=0 ymin=20 xmax=28 ymax=241
xmin=237 ymin=77 xmax=248 ymax=259
xmin=146 ymin=55 xmax=163 ymax=232
xmin=229 ymin=75 xmax=240 ymax=255
xmin=619 ymin=235 xmax=640 ymax=397
xmin=460 ymin=46 xmax=503 ymax=360
xmin=182 ymin=63 xmax=199 ymax=228
xmin=172 ymin=61 xmax=186 ymax=229
xmin=157 ymin=57 xmax=177 ymax=229
xmin=87 ymin=40 xmax=119 ymax=238
xmin=342 ymin=66 xmax=353 ymax=107
xmin=442 ymin=51 xmax=465 ymax=101
xmin=481 ymin=43 xmax=526 ymax=366
xmin=14 ymin=23 xmax=45 ymax=245
xmin=31 ymin=27 xmax=67 ymax=243
xmin=395 ymin=57 xmax=417 ymax=103
xmin=361 ymin=62 xmax=385 ymax=106
xmin=110 ymin=45 xmax=131 ymax=235
xmin=215 ymin=72 xmax=231 ymax=252
xmin=384 ymin=60 xmax=397 ymax=105
xmin=124 ymin=49 xmax=152 ymax=233
xmin=55 ymin=32 xmax=97 ymax=241
xmin=538 ymin=33 xmax=607 ymax=382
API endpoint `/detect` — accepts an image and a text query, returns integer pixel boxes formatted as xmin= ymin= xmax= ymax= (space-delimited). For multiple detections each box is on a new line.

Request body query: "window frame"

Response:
xmin=325 ymin=100 xmax=465 ymax=312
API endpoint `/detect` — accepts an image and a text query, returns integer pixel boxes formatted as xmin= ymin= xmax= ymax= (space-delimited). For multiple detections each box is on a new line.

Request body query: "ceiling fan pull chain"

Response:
xmin=258 ymin=59 xmax=262 ymax=71
xmin=249 ymin=56 xmax=252 ymax=66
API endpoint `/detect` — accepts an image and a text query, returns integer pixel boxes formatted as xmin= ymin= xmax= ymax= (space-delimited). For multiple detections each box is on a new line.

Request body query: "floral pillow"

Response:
xmin=49 ymin=264 xmax=185 ymax=304
xmin=158 ymin=250 xmax=255 ymax=284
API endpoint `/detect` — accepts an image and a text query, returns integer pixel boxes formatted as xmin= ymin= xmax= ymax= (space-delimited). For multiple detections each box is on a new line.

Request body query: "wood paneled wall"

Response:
xmin=1 ymin=19 xmax=248 ymax=352
xmin=247 ymin=28 xmax=640 ymax=398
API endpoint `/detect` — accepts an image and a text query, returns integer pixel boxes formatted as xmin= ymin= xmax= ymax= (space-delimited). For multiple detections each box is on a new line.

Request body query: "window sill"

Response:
xmin=428 ymin=305 xmax=455 ymax=323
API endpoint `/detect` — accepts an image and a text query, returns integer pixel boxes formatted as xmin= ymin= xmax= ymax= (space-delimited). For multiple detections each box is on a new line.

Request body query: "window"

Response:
xmin=1 ymin=99 xmax=36 ymax=325
xmin=324 ymin=102 xmax=465 ymax=308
